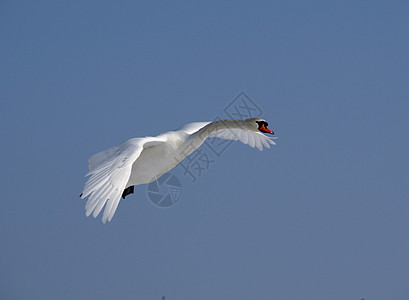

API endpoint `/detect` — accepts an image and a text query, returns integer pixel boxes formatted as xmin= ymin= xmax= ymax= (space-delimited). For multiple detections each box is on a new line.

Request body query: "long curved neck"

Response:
xmin=174 ymin=119 xmax=248 ymax=161
xmin=196 ymin=119 xmax=247 ymax=139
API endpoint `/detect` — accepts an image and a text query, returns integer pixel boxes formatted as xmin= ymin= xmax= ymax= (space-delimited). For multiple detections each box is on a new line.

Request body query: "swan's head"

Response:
xmin=251 ymin=118 xmax=274 ymax=134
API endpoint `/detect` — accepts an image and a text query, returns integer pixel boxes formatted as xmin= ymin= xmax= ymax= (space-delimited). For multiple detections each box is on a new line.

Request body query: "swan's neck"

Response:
xmin=174 ymin=119 xmax=247 ymax=162
xmin=197 ymin=119 xmax=246 ymax=138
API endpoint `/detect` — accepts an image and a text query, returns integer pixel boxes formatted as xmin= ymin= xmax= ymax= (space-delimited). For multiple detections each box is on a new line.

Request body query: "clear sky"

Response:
xmin=1 ymin=1 xmax=408 ymax=299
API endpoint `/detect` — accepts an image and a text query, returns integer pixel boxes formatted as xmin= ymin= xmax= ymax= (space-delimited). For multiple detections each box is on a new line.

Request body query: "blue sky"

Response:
xmin=1 ymin=1 xmax=408 ymax=299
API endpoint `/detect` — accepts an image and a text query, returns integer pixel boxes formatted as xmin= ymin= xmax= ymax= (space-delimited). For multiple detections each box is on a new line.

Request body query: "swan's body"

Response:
xmin=80 ymin=118 xmax=276 ymax=223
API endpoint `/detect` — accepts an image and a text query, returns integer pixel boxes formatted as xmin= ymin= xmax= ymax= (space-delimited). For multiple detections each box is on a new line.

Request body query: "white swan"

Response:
xmin=80 ymin=118 xmax=276 ymax=223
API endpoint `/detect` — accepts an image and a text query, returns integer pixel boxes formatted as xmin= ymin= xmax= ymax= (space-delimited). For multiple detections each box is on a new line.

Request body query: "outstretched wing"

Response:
xmin=80 ymin=137 xmax=160 ymax=223
xmin=209 ymin=128 xmax=276 ymax=151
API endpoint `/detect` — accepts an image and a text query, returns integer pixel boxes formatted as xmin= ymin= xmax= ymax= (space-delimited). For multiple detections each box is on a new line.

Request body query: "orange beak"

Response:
xmin=260 ymin=123 xmax=274 ymax=134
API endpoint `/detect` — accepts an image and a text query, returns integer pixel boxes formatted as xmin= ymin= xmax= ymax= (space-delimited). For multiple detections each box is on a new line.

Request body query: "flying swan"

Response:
xmin=80 ymin=118 xmax=276 ymax=223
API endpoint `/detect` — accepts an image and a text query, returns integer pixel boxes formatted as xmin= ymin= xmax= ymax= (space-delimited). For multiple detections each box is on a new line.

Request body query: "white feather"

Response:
xmin=209 ymin=129 xmax=275 ymax=151
xmin=81 ymin=139 xmax=147 ymax=223
xmin=80 ymin=118 xmax=276 ymax=223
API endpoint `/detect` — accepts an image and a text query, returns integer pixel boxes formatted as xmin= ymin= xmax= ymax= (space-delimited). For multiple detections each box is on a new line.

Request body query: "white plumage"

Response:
xmin=80 ymin=118 xmax=276 ymax=223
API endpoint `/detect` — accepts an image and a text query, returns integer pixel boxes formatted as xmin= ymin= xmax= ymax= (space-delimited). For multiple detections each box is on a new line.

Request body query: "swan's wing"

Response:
xmin=80 ymin=137 xmax=163 ymax=223
xmin=209 ymin=128 xmax=276 ymax=151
